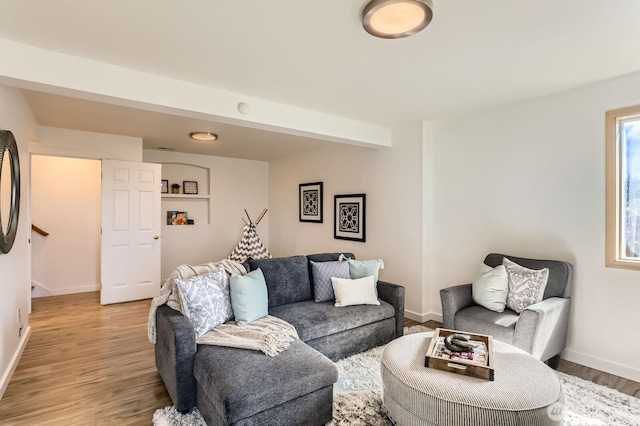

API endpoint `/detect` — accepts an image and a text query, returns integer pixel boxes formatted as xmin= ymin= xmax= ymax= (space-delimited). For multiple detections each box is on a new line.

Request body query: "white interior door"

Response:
xmin=101 ymin=160 xmax=161 ymax=305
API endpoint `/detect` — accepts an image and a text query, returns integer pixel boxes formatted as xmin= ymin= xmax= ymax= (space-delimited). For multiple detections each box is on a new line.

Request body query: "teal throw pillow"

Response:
xmin=230 ymin=268 xmax=269 ymax=326
xmin=348 ymin=259 xmax=384 ymax=282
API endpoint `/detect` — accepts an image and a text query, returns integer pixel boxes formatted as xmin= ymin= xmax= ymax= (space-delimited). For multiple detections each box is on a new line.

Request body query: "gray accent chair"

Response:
xmin=439 ymin=253 xmax=572 ymax=369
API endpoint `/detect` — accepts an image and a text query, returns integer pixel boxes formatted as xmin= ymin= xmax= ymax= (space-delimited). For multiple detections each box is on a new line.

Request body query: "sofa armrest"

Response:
xmin=377 ymin=280 xmax=405 ymax=338
xmin=155 ymin=304 xmax=197 ymax=412
xmin=439 ymin=284 xmax=474 ymax=329
xmin=514 ymin=297 xmax=571 ymax=361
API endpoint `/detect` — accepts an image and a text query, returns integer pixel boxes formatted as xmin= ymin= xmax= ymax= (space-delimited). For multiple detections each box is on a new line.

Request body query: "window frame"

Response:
xmin=606 ymin=104 xmax=640 ymax=270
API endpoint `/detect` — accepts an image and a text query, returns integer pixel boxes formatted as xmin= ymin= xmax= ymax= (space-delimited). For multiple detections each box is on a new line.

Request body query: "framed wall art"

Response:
xmin=183 ymin=180 xmax=198 ymax=195
xmin=299 ymin=182 xmax=323 ymax=223
xmin=161 ymin=179 xmax=169 ymax=194
xmin=334 ymin=194 xmax=366 ymax=242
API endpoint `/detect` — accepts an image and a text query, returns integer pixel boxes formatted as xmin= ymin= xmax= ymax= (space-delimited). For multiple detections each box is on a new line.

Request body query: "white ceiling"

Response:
xmin=2 ymin=0 xmax=640 ymax=160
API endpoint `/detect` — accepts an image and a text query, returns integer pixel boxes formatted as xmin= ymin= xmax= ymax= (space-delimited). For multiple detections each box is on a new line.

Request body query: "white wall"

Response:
xmin=269 ymin=122 xmax=427 ymax=318
xmin=31 ymin=126 xmax=142 ymax=161
xmin=0 ymin=86 xmax=38 ymax=398
xmin=143 ymin=149 xmax=269 ymax=280
xmin=431 ymin=71 xmax=640 ymax=382
xmin=31 ymin=156 xmax=101 ymax=296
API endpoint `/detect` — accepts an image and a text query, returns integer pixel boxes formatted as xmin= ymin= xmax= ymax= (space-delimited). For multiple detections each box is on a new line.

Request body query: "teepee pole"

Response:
xmin=244 ymin=209 xmax=252 ymax=224
xmin=256 ymin=209 xmax=268 ymax=225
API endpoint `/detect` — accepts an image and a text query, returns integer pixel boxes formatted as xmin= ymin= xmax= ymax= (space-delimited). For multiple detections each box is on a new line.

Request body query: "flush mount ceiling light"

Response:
xmin=189 ymin=132 xmax=218 ymax=141
xmin=362 ymin=0 xmax=433 ymax=39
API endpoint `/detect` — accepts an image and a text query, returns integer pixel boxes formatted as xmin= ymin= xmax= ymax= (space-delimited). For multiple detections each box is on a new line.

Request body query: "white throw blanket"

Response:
xmin=147 ymin=259 xmax=298 ymax=356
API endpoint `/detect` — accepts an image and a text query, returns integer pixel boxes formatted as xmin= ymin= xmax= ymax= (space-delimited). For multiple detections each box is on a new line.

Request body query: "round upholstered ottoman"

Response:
xmin=381 ymin=332 xmax=563 ymax=426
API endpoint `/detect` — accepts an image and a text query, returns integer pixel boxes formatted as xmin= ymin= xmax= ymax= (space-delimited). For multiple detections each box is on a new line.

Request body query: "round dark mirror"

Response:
xmin=0 ymin=130 xmax=20 ymax=254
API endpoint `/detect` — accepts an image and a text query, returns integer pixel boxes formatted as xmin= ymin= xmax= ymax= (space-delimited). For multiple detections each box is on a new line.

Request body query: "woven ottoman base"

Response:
xmin=381 ymin=332 xmax=564 ymax=426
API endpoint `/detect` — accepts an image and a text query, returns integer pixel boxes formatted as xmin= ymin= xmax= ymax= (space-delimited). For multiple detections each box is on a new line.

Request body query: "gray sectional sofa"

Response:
xmin=155 ymin=252 xmax=405 ymax=426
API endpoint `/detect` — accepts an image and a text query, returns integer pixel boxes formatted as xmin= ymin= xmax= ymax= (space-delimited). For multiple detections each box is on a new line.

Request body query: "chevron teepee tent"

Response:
xmin=228 ymin=209 xmax=271 ymax=263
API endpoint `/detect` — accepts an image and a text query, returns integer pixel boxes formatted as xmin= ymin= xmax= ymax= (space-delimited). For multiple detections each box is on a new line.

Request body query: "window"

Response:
xmin=606 ymin=105 xmax=640 ymax=269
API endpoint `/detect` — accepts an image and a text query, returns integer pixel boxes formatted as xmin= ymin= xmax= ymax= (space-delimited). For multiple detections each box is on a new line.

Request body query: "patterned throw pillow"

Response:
xmin=310 ymin=260 xmax=350 ymax=302
xmin=175 ymin=269 xmax=233 ymax=338
xmin=503 ymin=258 xmax=549 ymax=314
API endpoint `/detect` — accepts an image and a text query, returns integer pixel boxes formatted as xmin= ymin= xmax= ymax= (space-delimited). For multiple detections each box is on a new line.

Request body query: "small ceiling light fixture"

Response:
xmin=189 ymin=132 xmax=218 ymax=142
xmin=362 ymin=0 xmax=433 ymax=39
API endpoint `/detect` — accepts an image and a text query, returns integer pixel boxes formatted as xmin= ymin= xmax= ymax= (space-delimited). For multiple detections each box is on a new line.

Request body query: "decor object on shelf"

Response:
xmin=171 ymin=183 xmax=180 ymax=194
xmin=362 ymin=0 xmax=433 ymax=39
xmin=0 ymin=129 xmax=20 ymax=254
xmin=299 ymin=182 xmax=323 ymax=223
xmin=167 ymin=211 xmax=189 ymax=225
xmin=183 ymin=180 xmax=198 ymax=195
xmin=334 ymin=194 xmax=366 ymax=242
xmin=228 ymin=209 xmax=271 ymax=263
xmin=161 ymin=179 xmax=169 ymax=194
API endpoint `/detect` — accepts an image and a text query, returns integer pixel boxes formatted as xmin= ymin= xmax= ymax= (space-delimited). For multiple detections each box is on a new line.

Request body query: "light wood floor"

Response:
xmin=0 ymin=292 xmax=171 ymax=425
xmin=1 ymin=294 xmax=638 ymax=426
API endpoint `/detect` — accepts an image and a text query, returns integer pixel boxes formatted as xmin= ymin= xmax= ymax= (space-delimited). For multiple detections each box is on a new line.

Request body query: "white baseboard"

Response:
xmin=562 ymin=349 xmax=640 ymax=383
xmin=0 ymin=326 xmax=31 ymax=400
xmin=32 ymin=282 xmax=99 ymax=298
xmin=404 ymin=310 xmax=443 ymax=324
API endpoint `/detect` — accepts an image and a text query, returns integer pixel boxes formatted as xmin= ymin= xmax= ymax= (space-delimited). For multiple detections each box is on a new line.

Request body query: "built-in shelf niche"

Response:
xmin=160 ymin=162 xmax=210 ymax=225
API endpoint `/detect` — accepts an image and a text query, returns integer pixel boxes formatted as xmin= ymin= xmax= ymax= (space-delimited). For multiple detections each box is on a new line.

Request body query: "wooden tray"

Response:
xmin=425 ymin=328 xmax=494 ymax=381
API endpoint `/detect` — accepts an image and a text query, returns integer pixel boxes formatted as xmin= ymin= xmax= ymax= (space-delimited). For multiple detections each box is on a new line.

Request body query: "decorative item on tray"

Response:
xmin=425 ymin=328 xmax=494 ymax=381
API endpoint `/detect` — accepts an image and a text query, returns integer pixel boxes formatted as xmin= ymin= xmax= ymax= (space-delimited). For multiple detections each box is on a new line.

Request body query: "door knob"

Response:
xmin=154 ymin=235 xmax=160 ymax=240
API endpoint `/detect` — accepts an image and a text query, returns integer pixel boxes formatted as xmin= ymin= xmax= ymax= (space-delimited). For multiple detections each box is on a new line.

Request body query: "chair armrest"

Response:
xmin=514 ymin=297 xmax=571 ymax=361
xmin=377 ymin=280 xmax=405 ymax=338
xmin=155 ymin=304 xmax=197 ymax=412
xmin=439 ymin=284 xmax=474 ymax=329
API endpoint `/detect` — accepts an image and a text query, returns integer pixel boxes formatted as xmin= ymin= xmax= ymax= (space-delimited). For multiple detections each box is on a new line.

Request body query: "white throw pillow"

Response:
xmin=471 ymin=263 xmax=509 ymax=313
xmin=331 ymin=276 xmax=380 ymax=307
xmin=503 ymin=258 xmax=549 ymax=313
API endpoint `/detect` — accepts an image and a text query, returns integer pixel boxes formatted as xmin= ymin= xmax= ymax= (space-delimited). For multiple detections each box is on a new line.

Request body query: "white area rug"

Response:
xmin=153 ymin=325 xmax=640 ymax=425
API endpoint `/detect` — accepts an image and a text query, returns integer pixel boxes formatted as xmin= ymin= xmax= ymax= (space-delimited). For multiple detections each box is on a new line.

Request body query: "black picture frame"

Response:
xmin=299 ymin=182 xmax=323 ymax=223
xmin=161 ymin=179 xmax=169 ymax=194
xmin=183 ymin=180 xmax=198 ymax=195
xmin=334 ymin=194 xmax=366 ymax=242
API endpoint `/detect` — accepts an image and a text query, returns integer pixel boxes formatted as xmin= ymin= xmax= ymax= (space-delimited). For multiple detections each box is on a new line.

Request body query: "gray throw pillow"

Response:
xmin=310 ymin=260 xmax=350 ymax=302
xmin=175 ymin=268 xmax=233 ymax=338
xmin=503 ymin=258 xmax=549 ymax=313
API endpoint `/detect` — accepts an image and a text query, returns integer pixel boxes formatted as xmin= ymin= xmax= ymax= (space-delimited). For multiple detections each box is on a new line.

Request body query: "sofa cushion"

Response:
xmin=484 ymin=253 xmax=571 ymax=299
xmin=306 ymin=252 xmax=355 ymax=263
xmin=454 ymin=305 xmax=519 ymax=344
xmin=247 ymin=256 xmax=311 ymax=308
xmin=269 ymin=299 xmax=395 ymax=342
xmin=194 ymin=339 xmax=337 ymax=424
